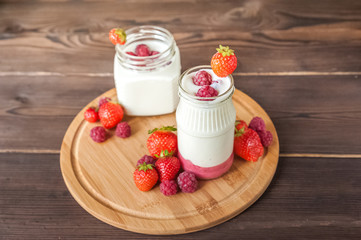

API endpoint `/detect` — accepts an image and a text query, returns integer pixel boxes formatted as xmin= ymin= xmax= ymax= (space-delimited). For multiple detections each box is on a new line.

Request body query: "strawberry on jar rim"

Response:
xmin=211 ymin=45 xmax=237 ymax=77
xmin=109 ymin=28 xmax=127 ymax=45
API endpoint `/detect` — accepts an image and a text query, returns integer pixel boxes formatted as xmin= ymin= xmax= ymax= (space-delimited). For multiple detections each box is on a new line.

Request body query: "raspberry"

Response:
xmin=257 ymin=130 xmax=273 ymax=147
xmin=192 ymin=70 xmax=212 ymax=86
xmin=195 ymin=85 xmax=218 ymax=99
xmin=150 ymin=51 xmax=159 ymax=56
xmin=160 ymin=180 xmax=178 ymax=196
xmin=177 ymin=171 xmax=198 ymax=193
xmin=98 ymin=97 xmax=111 ymax=108
xmin=248 ymin=117 xmax=266 ymax=132
xmin=135 ymin=44 xmax=150 ymax=56
xmin=136 ymin=155 xmax=156 ymax=167
xmin=90 ymin=126 xmax=107 ymax=143
xmin=115 ymin=122 xmax=131 ymax=138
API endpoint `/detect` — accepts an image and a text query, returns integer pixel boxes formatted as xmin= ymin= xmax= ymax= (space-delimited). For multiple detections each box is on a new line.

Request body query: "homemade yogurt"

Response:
xmin=176 ymin=65 xmax=236 ymax=179
xmin=114 ymin=26 xmax=181 ymax=116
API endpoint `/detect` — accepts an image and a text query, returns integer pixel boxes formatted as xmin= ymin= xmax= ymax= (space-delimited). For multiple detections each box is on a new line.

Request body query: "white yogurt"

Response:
xmin=113 ymin=26 xmax=181 ymax=116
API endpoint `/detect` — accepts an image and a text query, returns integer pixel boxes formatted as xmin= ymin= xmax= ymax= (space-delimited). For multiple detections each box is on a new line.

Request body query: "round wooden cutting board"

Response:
xmin=60 ymin=88 xmax=279 ymax=235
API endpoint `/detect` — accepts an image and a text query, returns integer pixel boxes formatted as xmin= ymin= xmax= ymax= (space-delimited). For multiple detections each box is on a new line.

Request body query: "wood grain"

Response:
xmin=1 ymin=153 xmax=361 ymax=239
xmin=59 ymin=88 xmax=279 ymax=234
xmin=1 ymin=74 xmax=360 ymax=155
xmin=0 ymin=0 xmax=360 ymax=74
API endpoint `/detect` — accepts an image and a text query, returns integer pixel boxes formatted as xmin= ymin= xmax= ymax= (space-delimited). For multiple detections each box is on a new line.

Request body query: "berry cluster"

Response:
xmin=133 ymin=127 xmax=198 ymax=196
xmin=233 ymin=117 xmax=273 ymax=162
xmin=84 ymin=97 xmax=131 ymax=143
xmin=192 ymin=70 xmax=219 ymax=100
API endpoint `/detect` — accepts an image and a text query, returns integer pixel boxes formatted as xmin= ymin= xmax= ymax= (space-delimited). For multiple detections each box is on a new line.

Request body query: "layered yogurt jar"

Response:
xmin=176 ymin=65 xmax=236 ymax=179
xmin=113 ymin=26 xmax=181 ymax=116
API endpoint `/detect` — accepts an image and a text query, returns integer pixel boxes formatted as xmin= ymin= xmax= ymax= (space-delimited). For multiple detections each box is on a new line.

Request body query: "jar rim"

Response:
xmin=178 ymin=65 xmax=235 ymax=103
xmin=114 ymin=26 xmax=176 ymax=71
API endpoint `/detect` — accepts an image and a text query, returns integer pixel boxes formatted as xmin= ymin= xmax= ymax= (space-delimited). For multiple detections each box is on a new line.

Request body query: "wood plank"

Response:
xmin=1 ymin=74 xmax=360 ymax=154
xmin=0 ymin=0 xmax=361 ymax=74
xmin=1 ymin=153 xmax=360 ymax=239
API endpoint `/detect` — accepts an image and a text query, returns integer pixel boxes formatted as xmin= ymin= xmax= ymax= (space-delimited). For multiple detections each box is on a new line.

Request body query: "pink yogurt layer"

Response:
xmin=178 ymin=152 xmax=234 ymax=179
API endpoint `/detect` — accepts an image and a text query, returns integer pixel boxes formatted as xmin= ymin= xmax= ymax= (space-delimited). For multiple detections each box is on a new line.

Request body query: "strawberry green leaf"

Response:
xmin=148 ymin=126 xmax=177 ymax=134
xmin=216 ymin=45 xmax=234 ymax=57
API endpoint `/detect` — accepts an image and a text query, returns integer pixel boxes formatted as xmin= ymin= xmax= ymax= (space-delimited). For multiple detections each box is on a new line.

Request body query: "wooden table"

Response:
xmin=1 ymin=0 xmax=361 ymax=239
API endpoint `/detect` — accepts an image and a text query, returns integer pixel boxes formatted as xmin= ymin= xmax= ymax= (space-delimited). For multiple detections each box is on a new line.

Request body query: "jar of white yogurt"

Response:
xmin=176 ymin=65 xmax=236 ymax=179
xmin=114 ymin=26 xmax=181 ymax=116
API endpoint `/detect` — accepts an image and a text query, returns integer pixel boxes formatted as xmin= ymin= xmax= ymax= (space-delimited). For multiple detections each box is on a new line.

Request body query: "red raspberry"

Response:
xmin=248 ymin=117 xmax=266 ymax=132
xmin=192 ymin=70 xmax=213 ymax=86
xmin=258 ymin=130 xmax=273 ymax=147
xmin=84 ymin=107 xmax=99 ymax=123
xmin=136 ymin=155 xmax=156 ymax=167
xmin=135 ymin=44 xmax=150 ymax=56
xmin=126 ymin=51 xmax=137 ymax=56
xmin=98 ymin=97 xmax=111 ymax=108
xmin=177 ymin=171 xmax=198 ymax=193
xmin=160 ymin=180 xmax=178 ymax=196
xmin=150 ymin=51 xmax=159 ymax=56
xmin=195 ymin=85 xmax=218 ymax=99
xmin=115 ymin=122 xmax=131 ymax=138
xmin=90 ymin=126 xmax=107 ymax=143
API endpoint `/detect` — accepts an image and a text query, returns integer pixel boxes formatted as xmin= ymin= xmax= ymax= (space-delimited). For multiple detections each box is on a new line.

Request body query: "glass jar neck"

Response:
xmin=115 ymin=26 xmax=176 ymax=72
xmin=178 ymin=65 xmax=235 ymax=105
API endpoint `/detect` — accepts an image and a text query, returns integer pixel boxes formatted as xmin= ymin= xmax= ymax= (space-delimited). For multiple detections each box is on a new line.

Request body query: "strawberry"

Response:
xmin=155 ymin=150 xmax=181 ymax=182
xmin=109 ymin=28 xmax=126 ymax=45
xmin=211 ymin=45 xmax=237 ymax=77
xmin=147 ymin=126 xmax=177 ymax=158
xmin=98 ymin=102 xmax=124 ymax=129
xmin=234 ymin=127 xmax=264 ymax=162
xmin=235 ymin=120 xmax=248 ymax=132
xmin=133 ymin=163 xmax=159 ymax=192
xmin=84 ymin=107 xmax=99 ymax=123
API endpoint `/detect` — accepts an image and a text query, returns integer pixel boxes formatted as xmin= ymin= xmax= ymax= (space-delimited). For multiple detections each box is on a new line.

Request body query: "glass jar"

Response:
xmin=176 ymin=65 xmax=236 ymax=179
xmin=113 ymin=26 xmax=181 ymax=116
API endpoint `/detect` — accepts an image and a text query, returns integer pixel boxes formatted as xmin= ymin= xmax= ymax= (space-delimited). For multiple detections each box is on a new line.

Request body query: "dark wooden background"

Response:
xmin=1 ymin=0 xmax=361 ymax=239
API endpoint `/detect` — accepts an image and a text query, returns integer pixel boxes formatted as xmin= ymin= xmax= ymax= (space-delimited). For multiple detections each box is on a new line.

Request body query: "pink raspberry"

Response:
xmin=136 ymin=155 xmax=156 ymax=167
xmin=177 ymin=171 xmax=198 ymax=193
xmin=90 ymin=126 xmax=107 ymax=143
xmin=192 ymin=70 xmax=213 ymax=86
xmin=115 ymin=122 xmax=131 ymax=138
xmin=258 ymin=130 xmax=273 ymax=147
xmin=160 ymin=180 xmax=178 ymax=196
xmin=248 ymin=117 xmax=266 ymax=132
xmin=126 ymin=51 xmax=137 ymax=56
xmin=195 ymin=85 xmax=218 ymax=99
xmin=135 ymin=44 xmax=150 ymax=56
xmin=98 ymin=97 xmax=111 ymax=108
xmin=150 ymin=51 xmax=159 ymax=56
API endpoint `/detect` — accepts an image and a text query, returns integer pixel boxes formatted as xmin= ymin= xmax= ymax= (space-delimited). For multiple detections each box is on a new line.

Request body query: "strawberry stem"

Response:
xmin=235 ymin=126 xmax=246 ymax=137
xmin=114 ymin=28 xmax=126 ymax=42
xmin=216 ymin=45 xmax=234 ymax=57
xmin=137 ymin=162 xmax=154 ymax=171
